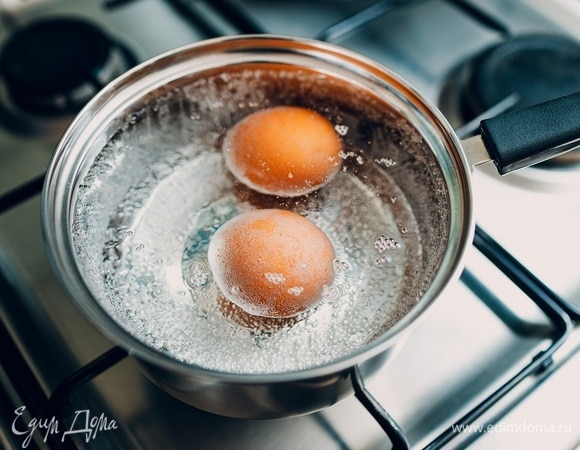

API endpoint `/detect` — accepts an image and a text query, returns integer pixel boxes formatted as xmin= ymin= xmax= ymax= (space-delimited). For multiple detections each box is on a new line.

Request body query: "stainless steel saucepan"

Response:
xmin=42 ymin=35 xmax=580 ymax=421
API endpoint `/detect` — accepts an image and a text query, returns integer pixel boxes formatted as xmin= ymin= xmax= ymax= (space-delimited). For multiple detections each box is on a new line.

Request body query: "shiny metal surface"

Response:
xmin=41 ymin=35 xmax=472 ymax=418
xmin=1 ymin=0 xmax=580 ymax=448
xmin=461 ymin=135 xmax=493 ymax=167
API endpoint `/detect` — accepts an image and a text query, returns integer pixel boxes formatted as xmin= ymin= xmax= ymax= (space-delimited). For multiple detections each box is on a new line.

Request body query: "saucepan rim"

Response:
xmin=41 ymin=34 xmax=473 ymax=383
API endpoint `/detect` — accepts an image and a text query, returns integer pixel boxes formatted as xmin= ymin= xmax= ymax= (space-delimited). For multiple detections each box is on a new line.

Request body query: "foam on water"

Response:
xmin=89 ymin=148 xmax=413 ymax=374
xmin=71 ymin=67 xmax=442 ymax=375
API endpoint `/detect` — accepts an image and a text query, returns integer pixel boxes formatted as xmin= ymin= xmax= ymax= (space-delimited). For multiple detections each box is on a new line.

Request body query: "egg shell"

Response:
xmin=222 ymin=106 xmax=342 ymax=197
xmin=208 ymin=209 xmax=335 ymax=318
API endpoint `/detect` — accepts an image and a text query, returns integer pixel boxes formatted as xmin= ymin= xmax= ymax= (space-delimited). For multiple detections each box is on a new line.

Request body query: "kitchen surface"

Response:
xmin=0 ymin=0 xmax=579 ymax=449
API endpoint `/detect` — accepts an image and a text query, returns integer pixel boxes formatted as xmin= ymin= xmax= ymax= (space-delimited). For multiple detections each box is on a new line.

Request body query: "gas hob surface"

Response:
xmin=0 ymin=1 xmax=579 ymax=449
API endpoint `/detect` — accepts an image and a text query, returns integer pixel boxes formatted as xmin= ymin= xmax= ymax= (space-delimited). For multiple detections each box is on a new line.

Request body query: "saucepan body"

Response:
xmin=42 ymin=35 xmax=482 ymax=418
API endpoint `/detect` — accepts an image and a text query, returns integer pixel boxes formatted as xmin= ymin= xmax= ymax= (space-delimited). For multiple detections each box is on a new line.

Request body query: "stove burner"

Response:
xmin=0 ymin=17 xmax=137 ymax=119
xmin=461 ymin=34 xmax=580 ymax=120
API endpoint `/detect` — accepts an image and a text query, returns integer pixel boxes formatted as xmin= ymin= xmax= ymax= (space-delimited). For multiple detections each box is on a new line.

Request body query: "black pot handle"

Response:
xmin=478 ymin=91 xmax=580 ymax=174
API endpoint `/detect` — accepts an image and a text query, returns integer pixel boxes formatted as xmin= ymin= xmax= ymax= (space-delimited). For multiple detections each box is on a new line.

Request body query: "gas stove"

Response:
xmin=0 ymin=1 xmax=579 ymax=449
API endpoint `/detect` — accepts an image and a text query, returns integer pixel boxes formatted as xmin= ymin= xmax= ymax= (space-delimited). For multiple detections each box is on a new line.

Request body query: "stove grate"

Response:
xmin=16 ymin=226 xmax=567 ymax=450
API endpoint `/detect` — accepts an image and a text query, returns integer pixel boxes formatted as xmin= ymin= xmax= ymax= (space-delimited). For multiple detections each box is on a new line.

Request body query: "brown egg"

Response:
xmin=217 ymin=293 xmax=300 ymax=331
xmin=223 ymin=106 xmax=342 ymax=197
xmin=208 ymin=209 xmax=335 ymax=318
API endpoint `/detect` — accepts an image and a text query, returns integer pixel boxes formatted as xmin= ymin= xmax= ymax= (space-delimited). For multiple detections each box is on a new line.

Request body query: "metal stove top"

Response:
xmin=0 ymin=1 xmax=579 ymax=449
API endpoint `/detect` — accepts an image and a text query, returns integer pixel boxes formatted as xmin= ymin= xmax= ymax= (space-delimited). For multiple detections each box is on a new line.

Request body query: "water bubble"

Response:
xmin=108 ymin=274 xmax=126 ymax=288
xmin=322 ymin=285 xmax=342 ymax=303
xmin=265 ymin=272 xmax=285 ymax=284
xmin=236 ymin=328 xmax=252 ymax=341
xmin=338 ymin=150 xmax=357 ymax=160
xmin=186 ymin=262 xmax=211 ymax=289
xmin=208 ymin=313 xmax=222 ymax=326
xmin=334 ymin=124 xmax=349 ymax=136
xmin=375 ymin=157 xmax=397 ymax=168
xmin=333 ymin=258 xmax=352 ymax=273
xmin=373 ymin=253 xmax=394 ymax=267
xmin=115 ymin=228 xmax=134 ymax=240
xmin=373 ymin=234 xmax=400 ymax=253
xmin=150 ymin=284 xmax=165 ymax=298
xmin=287 ymin=286 xmax=304 ymax=296
xmin=356 ymin=285 xmax=370 ymax=297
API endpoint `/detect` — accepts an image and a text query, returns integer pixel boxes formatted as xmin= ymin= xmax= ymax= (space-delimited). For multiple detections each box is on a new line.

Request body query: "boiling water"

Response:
xmin=85 ymin=151 xmax=416 ymax=374
xmin=72 ymin=68 xmax=430 ymax=374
